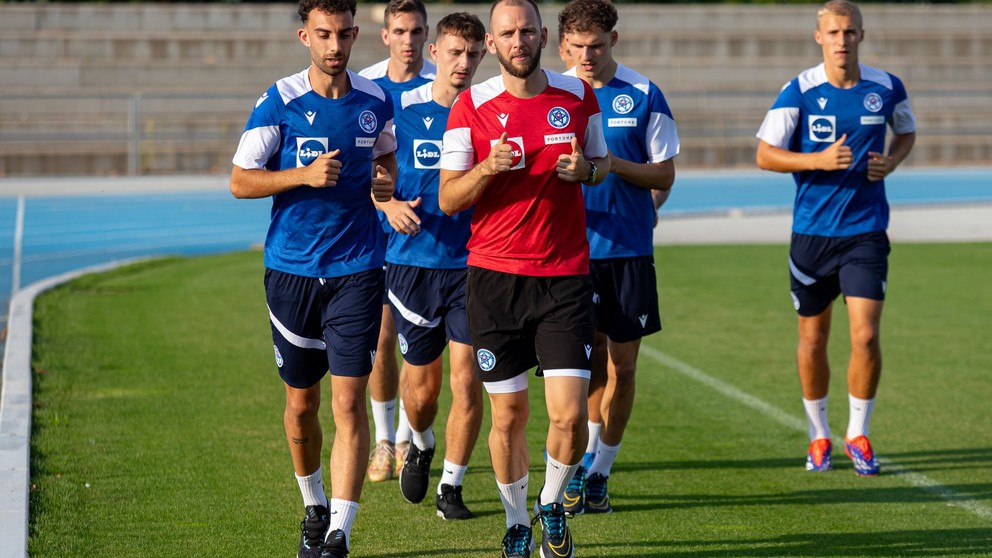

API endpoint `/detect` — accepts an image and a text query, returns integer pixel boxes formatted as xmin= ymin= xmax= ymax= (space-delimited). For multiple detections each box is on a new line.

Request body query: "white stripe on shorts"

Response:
xmin=387 ymin=289 xmax=441 ymax=328
xmin=789 ymin=257 xmax=817 ymax=286
xmin=541 ymin=368 xmax=591 ymax=380
xmin=268 ymin=304 xmax=326 ymax=350
xmin=483 ymin=371 xmax=529 ymax=394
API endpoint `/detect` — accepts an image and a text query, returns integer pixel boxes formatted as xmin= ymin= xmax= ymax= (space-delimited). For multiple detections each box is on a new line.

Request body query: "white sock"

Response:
xmin=327 ymin=498 xmax=359 ymax=548
xmin=847 ymin=394 xmax=875 ymax=439
xmin=586 ymin=421 xmax=601 ymax=455
xmin=539 ymin=455 xmax=579 ymax=506
xmin=438 ymin=459 xmax=468 ymax=494
xmin=295 ymin=467 xmax=328 ymax=508
xmin=396 ymin=399 xmax=412 ymax=445
xmin=803 ymin=396 xmax=831 ymax=441
xmin=588 ymin=441 xmax=621 ymax=478
xmin=496 ymin=475 xmax=531 ymax=528
xmin=370 ymin=398 xmax=396 ymax=444
xmin=411 ymin=426 xmax=435 ymax=451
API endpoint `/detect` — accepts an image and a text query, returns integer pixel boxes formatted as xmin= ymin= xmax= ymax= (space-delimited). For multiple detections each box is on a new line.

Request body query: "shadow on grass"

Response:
xmin=581 ymin=527 xmax=992 ymax=557
xmin=362 ymin=546 xmax=492 ymax=558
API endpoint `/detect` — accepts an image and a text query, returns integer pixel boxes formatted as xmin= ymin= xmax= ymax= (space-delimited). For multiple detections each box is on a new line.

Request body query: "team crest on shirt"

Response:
xmin=296 ymin=137 xmax=328 ymax=167
xmin=808 ymin=115 xmax=836 ymax=143
xmin=398 ymin=334 xmax=409 ymax=355
xmin=863 ymin=93 xmax=883 ymax=113
xmin=477 ymin=349 xmax=496 ymax=371
xmin=547 ymin=107 xmax=570 ymax=129
xmin=612 ymin=94 xmax=634 ymax=115
xmin=491 ymin=136 xmax=525 ymax=170
xmin=358 ymin=110 xmax=378 ymax=134
xmin=413 ymin=139 xmax=442 ymax=169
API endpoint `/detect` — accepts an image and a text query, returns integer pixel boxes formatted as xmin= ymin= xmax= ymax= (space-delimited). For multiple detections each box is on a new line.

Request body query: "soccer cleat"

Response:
xmin=367 ymin=440 xmax=395 ymax=482
xmin=399 ymin=443 xmax=435 ymax=504
xmin=436 ymin=483 xmax=473 ymax=520
xmin=532 ymin=500 xmax=574 ymax=558
xmin=845 ymin=435 xmax=880 ymax=476
xmin=501 ymin=524 xmax=535 ymax=558
xmin=319 ymin=529 xmax=348 ymax=558
xmin=297 ymin=505 xmax=329 ymax=558
xmin=394 ymin=441 xmax=410 ymax=477
xmin=805 ymin=438 xmax=833 ymax=472
xmin=583 ymin=473 xmax=612 ymax=514
xmin=562 ymin=466 xmax=585 ymax=516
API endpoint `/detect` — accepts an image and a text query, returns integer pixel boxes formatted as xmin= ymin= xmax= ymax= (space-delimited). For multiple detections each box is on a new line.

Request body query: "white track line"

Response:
xmin=640 ymin=344 xmax=992 ymax=522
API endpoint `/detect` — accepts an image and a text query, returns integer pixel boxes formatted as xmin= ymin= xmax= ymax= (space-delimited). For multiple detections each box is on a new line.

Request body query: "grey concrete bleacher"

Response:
xmin=1 ymin=3 xmax=989 ymax=176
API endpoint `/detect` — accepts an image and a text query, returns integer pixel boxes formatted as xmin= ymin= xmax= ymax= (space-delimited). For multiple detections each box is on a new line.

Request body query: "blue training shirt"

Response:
xmin=359 ymin=59 xmax=437 ymax=234
xmin=232 ymin=68 xmax=397 ymax=278
xmin=567 ymin=64 xmax=680 ymax=259
xmin=386 ymin=82 xmax=473 ymax=269
xmin=757 ymin=63 xmax=916 ymax=237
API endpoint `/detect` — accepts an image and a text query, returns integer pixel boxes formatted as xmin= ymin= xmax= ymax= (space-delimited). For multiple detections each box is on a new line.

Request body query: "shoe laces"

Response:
xmin=407 ymin=445 xmax=434 ymax=471
xmin=440 ymin=484 xmax=464 ymax=504
xmin=532 ymin=502 xmax=567 ymax=542
xmin=566 ymin=466 xmax=585 ymax=493
xmin=300 ymin=507 xmax=328 ymax=548
xmin=502 ymin=524 xmax=532 ymax=555
xmin=585 ymin=473 xmax=608 ymax=501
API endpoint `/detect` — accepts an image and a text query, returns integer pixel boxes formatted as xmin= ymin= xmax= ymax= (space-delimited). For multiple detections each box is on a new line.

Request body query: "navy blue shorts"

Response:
xmin=590 ymin=256 xmax=662 ymax=343
xmin=264 ymin=268 xmax=384 ymax=387
xmin=466 ymin=267 xmax=595 ymax=383
xmin=789 ymin=231 xmax=890 ymax=317
xmin=386 ymin=264 xmax=471 ymax=366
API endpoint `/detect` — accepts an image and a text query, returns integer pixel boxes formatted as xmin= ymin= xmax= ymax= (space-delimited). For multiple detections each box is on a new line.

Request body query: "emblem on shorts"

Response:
xmin=370 ymin=349 xmax=377 ymax=365
xmin=864 ymin=92 xmax=883 ymax=113
xmin=477 ymin=349 xmax=497 ymax=371
xmin=791 ymin=292 xmax=801 ymax=311
xmin=638 ymin=314 xmax=648 ymax=328
xmin=547 ymin=106 xmax=570 ymax=129
xmin=612 ymin=94 xmax=634 ymax=115
xmin=358 ymin=110 xmax=378 ymax=134
xmin=274 ymin=345 xmax=284 ymax=368
xmin=584 ymin=344 xmax=592 ymax=359
xmin=398 ymin=333 xmax=409 ymax=355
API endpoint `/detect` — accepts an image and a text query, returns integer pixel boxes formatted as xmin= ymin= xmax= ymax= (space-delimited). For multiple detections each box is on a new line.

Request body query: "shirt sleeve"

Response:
xmin=646 ymin=84 xmax=680 ymax=162
xmin=232 ymin=86 xmax=282 ymax=170
xmin=580 ymin=82 xmax=608 ymax=159
xmin=440 ymin=95 xmax=476 ymax=171
xmin=889 ymin=75 xmax=917 ymax=135
xmin=756 ymin=80 xmax=801 ymax=150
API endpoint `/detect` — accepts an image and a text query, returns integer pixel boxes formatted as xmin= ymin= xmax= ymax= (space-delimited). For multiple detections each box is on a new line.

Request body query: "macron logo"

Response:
xmin=639 ymin=314 xmax=648 ymax=328
xmin=817 ymin=97 xmax=828 ymax=110
xmin=497 ymin=113 xmax=509 ymax=127
xmin=255 ymin=92 xmax=269 ymax=108
xmin=305 ymin=111 xmax=317 ymax=125
xmin=423 ymin=116 xmax=434 ymax=130
xmin=584 ymin=344 xmax=592 ymax=359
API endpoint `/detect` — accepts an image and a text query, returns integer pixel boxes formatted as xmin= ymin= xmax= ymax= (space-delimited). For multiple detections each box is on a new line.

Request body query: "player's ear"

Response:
xmin=486 ymin=33 xmax=497 ymax=54
xmin=428 ymin=42 xmax=438 ymax=62
xmin=298 ymin=27 xmax=310 ymax=47
xmin=610 ymin=30 xmax=618 ymax=47
xmin=352 ymin=26 xmax=360 ymax=41
xmin=380 ymin=26 xmax=389 ymax=45
xmin=540 ymin=27 xmax=548 ymax=49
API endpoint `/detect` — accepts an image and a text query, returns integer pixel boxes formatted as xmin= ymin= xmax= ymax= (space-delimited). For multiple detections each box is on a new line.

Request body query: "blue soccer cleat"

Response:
xmin=805 ymin=438 xmax=833 ymax=472
xmin=845 ymin=435 xmax=880 ymax=476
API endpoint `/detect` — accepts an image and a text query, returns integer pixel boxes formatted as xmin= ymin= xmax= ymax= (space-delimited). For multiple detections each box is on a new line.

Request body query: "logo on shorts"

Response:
xmin=273 ymin=345 xmax=284 ymax=368
xmin=398 ymin=333 xmax=409 ymax=355
xmin=584 ymin=344 xmax=592 ymax=359
xmin=612 ymin=94 xmax=634 ymax=115
xmin=638 ymin=314 xmax=648 ymax=328
xmin=547 ymin=107 xmax=570 ymax=129
xmin=358 ymin=110 xmax=378 ymax=134
xmin=791 ymin=292 xmax=801 ymax=311
xmin=864 ymin=92 xmax=883 ymax=113
xmin=477 ymin=349 xmax=497 ymax=371
xmin=370 ymin=349 xmax=377 ymax=365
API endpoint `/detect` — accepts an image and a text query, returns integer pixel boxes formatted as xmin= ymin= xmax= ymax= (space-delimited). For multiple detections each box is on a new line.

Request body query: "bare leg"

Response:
xmin=329 ymin=374 xmax=372 ymax=502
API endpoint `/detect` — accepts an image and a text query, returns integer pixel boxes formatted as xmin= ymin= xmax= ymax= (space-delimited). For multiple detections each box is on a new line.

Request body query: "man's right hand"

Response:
xmin=306 ymin=149 xmax=343 ymax=187
xmin=819 ymin=134 xmax=852 ymax=171
xmin=483 ymin=132 xmax=515 ymax=176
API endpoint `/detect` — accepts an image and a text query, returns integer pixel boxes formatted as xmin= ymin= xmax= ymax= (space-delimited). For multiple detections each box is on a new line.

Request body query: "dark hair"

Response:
xmin=383 ymin=0 xmax=428 ymax=28
xmin=436 ymin=12 xmax=486 ymax=44
xmin=558 ymin=0 xmax=618 ymax=36
xmin=490 ymin=0 xmax=542 ymax=28
xmin=298 ymin=0 xmax=357 ymax=22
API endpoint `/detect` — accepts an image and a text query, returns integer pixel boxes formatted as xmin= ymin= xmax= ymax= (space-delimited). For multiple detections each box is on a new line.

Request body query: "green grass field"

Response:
xmin=27 ymin=244 xmax=992 ymax=557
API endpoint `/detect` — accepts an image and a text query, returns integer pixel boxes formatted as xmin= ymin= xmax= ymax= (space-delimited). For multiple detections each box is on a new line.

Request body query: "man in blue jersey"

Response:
xmin=358 ymin=0 xmax=437 ymax=483
xmin=230 ymin=1 xmax=398 ymax=556
xmin=375 ymin=12 xmax=488 ymax=521
xmin=558 ymin=0 xmax=679 ymax=515
xmin=756 ymin=0 xmax=916 ymax=477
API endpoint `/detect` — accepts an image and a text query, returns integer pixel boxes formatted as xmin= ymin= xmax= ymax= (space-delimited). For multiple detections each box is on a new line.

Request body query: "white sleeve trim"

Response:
xmin=440 ymin=127 xmax=474 ymax=171
xmin=584 ymin=113 xmax=608 ymax=159
xmin=891 ymin=98 xmax=917 ymax=135
xmin=646 ymin=112 xmax=680 ymax=163
xmin=373 ymin=118 xmax=397 ymax=159
xmin=232 ymin=125 xmax=280 ymax=169
xmin=756 ymin=107 xmax=799 ymax=149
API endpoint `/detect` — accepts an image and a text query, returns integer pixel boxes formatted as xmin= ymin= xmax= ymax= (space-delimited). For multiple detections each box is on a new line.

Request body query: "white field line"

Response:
xmin=639 ymin=344 xmax=992 ymax=522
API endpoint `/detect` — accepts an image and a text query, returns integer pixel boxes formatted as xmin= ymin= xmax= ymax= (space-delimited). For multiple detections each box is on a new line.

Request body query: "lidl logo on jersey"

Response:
xmin=413 ymin=139 xmax=442 ymax=169
xmin=547 ymin=106 xmax=571 ymax=129
xmin=808 ymin=115 xmax=836 ymax=143
xmin=296 ymin=137 xmax=328 ymax=167
xmin=491 ymin=136 xmax=525 ymax=170
xmin=612 ymin=94 xmax=634 ymax=115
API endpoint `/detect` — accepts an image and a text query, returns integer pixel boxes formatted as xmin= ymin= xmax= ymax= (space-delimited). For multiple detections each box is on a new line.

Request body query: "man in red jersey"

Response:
xmin=438 ymin=0 xmax=609 ymax=556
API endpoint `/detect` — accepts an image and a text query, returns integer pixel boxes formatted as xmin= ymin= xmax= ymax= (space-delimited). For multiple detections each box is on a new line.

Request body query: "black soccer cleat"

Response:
xmin=319 ymin=529 xmax=349 ymax=558
xmin=532 ymin=501 xmax=574 ymax=558
xmin=501 ymin=523 xmax=535 ymax=558
xmin=399 ymin=443 xmax=435 ymax=504
xmin=297 ymin=505 xmax=329 ymax=558
xmin=436 ymin=483 xmax=473 ymax=520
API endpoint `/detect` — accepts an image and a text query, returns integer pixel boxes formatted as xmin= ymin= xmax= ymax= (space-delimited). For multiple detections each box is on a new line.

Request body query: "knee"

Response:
xmin=331 ymin=389 xmax=365 ymax=422
xmin=285 ymin=390 xmax=320 ymax=422
xmin=798 ymin=330 xmax=830 ymax=358
xmin=548 ymin=407 xmax=587 ymax=438
xmin=491 ymin=402 xmax=528 ymax=438
xmin=851 ymin=325 xmax=881 ymax=353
